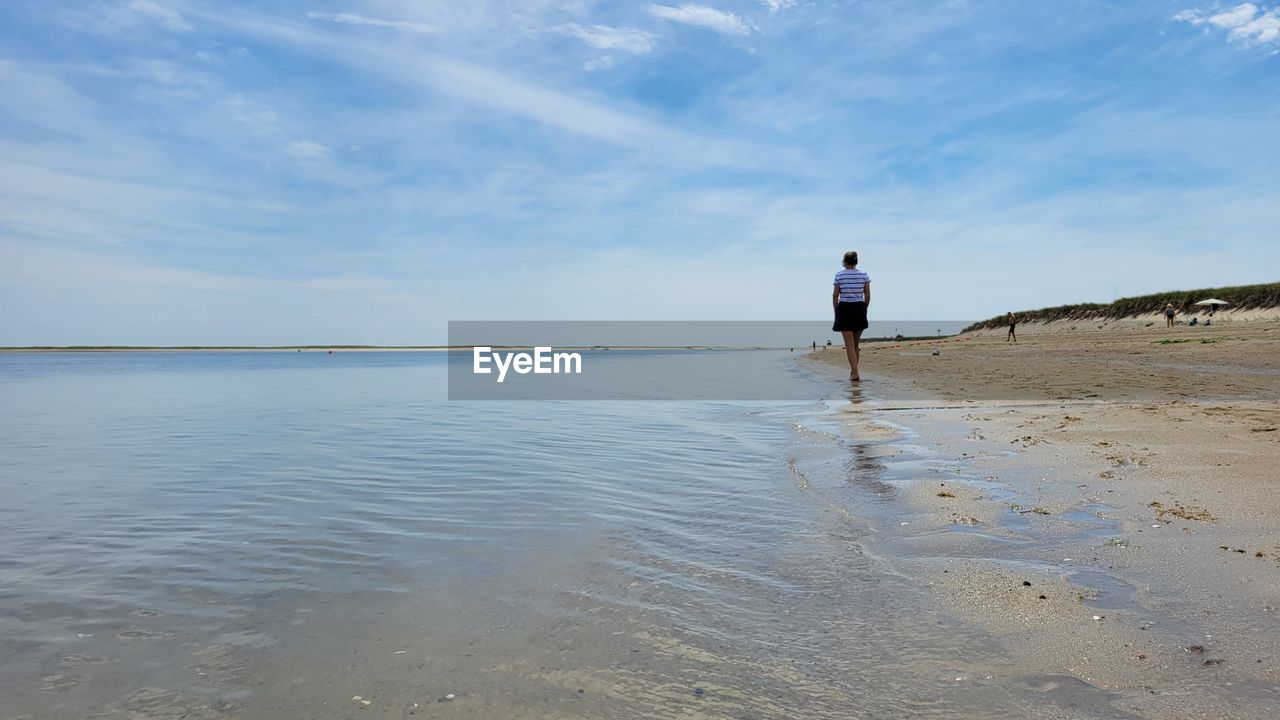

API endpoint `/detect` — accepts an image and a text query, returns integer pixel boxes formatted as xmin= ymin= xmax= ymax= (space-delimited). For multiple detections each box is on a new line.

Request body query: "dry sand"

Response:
xmin=809 ymin=316 xmax=1280 ymax=719
xmin=857 ymin=313 xmax=1280 ymax=404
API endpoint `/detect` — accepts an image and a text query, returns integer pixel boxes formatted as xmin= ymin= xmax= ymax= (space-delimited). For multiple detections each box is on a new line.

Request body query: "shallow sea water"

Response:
xmin=0 ymin=351 xmax=1136 ymax=719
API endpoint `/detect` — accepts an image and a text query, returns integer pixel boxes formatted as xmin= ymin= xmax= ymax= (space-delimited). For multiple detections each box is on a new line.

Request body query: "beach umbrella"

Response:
xmin=1193 ymin=298 xmax=1230 ymax=306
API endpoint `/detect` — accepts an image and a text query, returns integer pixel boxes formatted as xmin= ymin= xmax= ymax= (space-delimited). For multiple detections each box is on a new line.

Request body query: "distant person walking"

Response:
xmin=1164 ymin=303 xmax=1176 ymax=328
xmin=832 ymin=251 xmax=871 ymax=381
xmin=1006 ymin=312 xmax=1017 ymax=342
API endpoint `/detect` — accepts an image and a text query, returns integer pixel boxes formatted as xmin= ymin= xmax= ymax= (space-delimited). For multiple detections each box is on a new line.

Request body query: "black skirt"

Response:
xmin=833 ymin=301 xmax=868 ymax=332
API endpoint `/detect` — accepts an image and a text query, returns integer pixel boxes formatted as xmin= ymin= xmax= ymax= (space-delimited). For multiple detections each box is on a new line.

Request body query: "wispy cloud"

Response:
xmin=196 ymin=9 xmax=785 ymax=167
xmin=648 ymin=4 xmax=753 ymax=35
xmin=417 ymin=56 xmax=679 ymax=147
xmin=67 ymin=0 xmax=192 ymax=34
xmin=199 ymin=10 xmax=665 ymax=145
xmin=305 ymin=12 xmax=436 ymax=35
xmin=131 ymin=0 xmax=191 ymax=31
xmin=1174 ymin=3 xmax=1280 ymax=46
xmin=557 ymin=23 xmax=657 ymax=54
xmin=762 ymin=0 xmax=797 ymax=11
xmin=284 ymin=140 xmax=332 ymax=160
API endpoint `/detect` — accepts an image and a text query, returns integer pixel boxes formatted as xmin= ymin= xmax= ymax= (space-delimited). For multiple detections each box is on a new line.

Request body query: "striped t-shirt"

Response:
xmin=834 ymin=268 xmax=870 ymax=302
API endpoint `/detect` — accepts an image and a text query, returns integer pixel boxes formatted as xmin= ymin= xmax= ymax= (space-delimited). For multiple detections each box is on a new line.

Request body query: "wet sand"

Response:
xmin=809 ymin=315 xmax=1280 ymax=718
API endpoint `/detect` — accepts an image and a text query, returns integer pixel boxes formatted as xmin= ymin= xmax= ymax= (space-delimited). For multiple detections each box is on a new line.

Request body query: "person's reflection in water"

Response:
xmin=846 ymin=435 xmax=892 ymax=498
xmin=845 ymin=381 xmax=865 ymax=405
xmin=839 ymin=382 xmax=895 ymax=499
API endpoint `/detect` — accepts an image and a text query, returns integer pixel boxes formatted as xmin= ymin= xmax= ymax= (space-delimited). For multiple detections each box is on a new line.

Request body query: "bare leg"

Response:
xmin=853 ymin=331 xmax=863 ymax=376
xmin=841 ymin=330 xmax=859 ymax=380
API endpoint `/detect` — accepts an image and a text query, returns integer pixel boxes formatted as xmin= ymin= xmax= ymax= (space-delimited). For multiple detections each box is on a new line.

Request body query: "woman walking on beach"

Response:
xmin=1165 ymin=303 xmax=1177 ymax=328
xmin=832 ymin=251 xmax=871 ymax=381
xmin=1007 ymin=312 xmax=1017 ymax=342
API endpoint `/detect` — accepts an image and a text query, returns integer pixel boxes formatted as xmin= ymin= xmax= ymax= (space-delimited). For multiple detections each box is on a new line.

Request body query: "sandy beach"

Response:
xmin=810 ymin=313 xmax=1280 ymax=718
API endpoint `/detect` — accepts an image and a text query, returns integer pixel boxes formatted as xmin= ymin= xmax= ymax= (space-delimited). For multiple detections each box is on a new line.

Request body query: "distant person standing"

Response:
xmin=831 ymin=251 xmax=871 ymax=381
xmin=1164 ymin=303 xmax=1176 ymax=328
xmin=1006 ymin=312 xmax=1017 ymax=342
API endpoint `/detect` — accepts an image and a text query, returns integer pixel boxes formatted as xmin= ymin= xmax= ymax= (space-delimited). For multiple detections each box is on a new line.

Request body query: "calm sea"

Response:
xmin=0 ymin=351 xmax=1128 ymax=719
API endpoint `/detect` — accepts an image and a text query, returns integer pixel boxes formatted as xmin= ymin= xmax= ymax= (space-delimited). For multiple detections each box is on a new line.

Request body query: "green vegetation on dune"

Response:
xmin=963 ymin=283 xmax=1280 ymax=333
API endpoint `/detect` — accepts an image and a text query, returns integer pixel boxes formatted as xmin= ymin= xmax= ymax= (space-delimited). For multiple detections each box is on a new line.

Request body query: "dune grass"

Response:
xmin=963 ymin=282 xmax=1280 ymax=333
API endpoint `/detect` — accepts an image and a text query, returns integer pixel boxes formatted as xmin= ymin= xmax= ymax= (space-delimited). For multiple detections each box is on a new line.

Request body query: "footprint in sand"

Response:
xmin=106 ymin=687 xmax=237 ymax=719
xmin=40 ymin=673 xmax=82 ymax=691
xmin=60 ymin=654 xmax=106 ymax=666
xmin=191 ymin=644 xmax=247 ymax=685
xmin=117 ymin=629 xmax=172 ymax=640
xmin=1105 ymin=453 xmax=1150 ymax=468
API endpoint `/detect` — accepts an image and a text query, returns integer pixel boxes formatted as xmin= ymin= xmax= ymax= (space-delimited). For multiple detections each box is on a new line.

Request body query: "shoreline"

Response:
xmin=807 ymin=321 xmax=1280 ymax=717
xmin=0 ymin=338 xmax=943 ymax=353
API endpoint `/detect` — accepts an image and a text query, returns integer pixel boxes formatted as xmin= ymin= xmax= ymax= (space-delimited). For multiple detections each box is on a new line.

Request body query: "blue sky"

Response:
xmin=1 ymin=0 xmax=1277 ymax=344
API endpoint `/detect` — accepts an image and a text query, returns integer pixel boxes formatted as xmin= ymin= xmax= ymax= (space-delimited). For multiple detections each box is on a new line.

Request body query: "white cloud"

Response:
xmin=558 ymin=23 xmax=656 ymax=54
xmin=584 ymin=56 xmax=616 ymax=72
xmin=124 ymin=0 xmax=191 ymax=32
xmin=195 ymin=12 xmax=691 ymax=150
xmin=1208 ymin=3 xmax=1263 ymax=28
xmin=648 ymin=4 xmax=753 ymax=35
xmin=419 ymin=56 xmax=672 ymax=145
xmin=305 ymin=12 xmax=436 ymax=35
xmin=762 ymin=0 xmax=797 ymax=11
xmin=284 ymin=141 xmax=332 ymax=160
xmin=127 ymin=59 xmax=215 ymax=87
xmin=1175 ymin=3 xmax=1280 ymax=45
xmin=1231 ymin=8 xmax=1280 ymax=42
xmin=67 ymin=0 xmax=192 ymax=33
xmin=167 ymin=8 xmax=886 ymax=175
